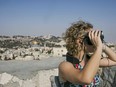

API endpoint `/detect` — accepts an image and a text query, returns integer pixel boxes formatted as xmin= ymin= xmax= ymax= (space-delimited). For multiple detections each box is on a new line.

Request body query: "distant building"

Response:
xmin=55 ymin=40 xmax=66 ymax=46
xmin=52 ymin=47 xmax=67 ymax=57
xmin=30 ymin=40 xmax=39 ymax=48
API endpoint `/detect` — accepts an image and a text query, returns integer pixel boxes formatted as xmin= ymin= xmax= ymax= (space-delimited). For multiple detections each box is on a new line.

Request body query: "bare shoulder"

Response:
xmin=58 ymin=61 xmax=82 ymax=84
xmin=59 ymin=61 xmax=73 ymax=68
xmin=58 ymin=61 xmax=74 ymax=81
xmin=58 ymin=61 xmax=75 ymax=75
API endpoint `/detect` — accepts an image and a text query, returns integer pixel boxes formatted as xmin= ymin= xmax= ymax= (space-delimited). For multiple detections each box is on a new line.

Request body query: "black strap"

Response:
xmin=66 ymin=53 xmax=79 ymax=64
xmin=64 ymin=81 xmax=71 ymax=87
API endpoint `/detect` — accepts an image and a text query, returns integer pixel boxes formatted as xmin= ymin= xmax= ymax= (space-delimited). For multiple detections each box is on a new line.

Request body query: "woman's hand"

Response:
xmin=88 ymin=30 xmax=102 ymax=49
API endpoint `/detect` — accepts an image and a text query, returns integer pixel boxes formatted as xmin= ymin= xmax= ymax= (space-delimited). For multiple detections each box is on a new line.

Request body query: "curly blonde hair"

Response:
xmin=63 ymin=20 xmax=93 ymax=56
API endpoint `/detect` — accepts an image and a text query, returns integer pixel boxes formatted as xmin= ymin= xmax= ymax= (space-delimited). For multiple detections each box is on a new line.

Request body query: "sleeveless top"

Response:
xmin=60 ymin=53 xmax=100 ymax=87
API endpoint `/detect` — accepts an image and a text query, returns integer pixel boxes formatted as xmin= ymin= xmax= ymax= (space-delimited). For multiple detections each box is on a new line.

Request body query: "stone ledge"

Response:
xmin=0 ymin=57 xmax=65 ymax=80
xmin=0 ymin=69 xmax=58 ymax=87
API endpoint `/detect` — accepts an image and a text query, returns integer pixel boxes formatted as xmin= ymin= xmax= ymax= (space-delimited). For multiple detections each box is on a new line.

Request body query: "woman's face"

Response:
xmin=84 ymin=44 xmax=95 ymax=53
xmin=83 ymin=28 xmax=95 ymax=53
xmin=76 ymin=28 xmax=95 ymax=53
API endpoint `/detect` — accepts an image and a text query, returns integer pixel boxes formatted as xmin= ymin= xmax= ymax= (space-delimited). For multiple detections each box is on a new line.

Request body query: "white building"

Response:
xmin=52 ymin=47 xmax=67 ymax=57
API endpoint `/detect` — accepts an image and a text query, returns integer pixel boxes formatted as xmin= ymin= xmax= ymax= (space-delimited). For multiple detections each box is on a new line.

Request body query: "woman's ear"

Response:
xmin=76 ymin=39 xmax=83 ymax=47
xmin=78 ymin=39 xmax=83 ymax=45
xmin=79 ymin=40 xmax=83 ymax=44
xmin=76 ymin=39 xmax=80 ymax=44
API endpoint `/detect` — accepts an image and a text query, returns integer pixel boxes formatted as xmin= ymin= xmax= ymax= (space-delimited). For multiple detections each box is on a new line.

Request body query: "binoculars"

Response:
xmin=83 ymin=31 xmax=104 ymax=45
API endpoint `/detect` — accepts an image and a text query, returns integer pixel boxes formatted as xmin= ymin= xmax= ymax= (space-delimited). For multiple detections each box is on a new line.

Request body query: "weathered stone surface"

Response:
xmin=112 ymin=72 xmax=116 ymax=87
xmin=0 ymin=57 xmax=64 ymax=87
xmin=0 ymin=73 xmax=13 ymax=85
xmin=0 ymin=69 xmax=58 ymax=87
xmin=100 ymin=66 xmax=116 ymax=87
xmin=3 ymin=82 xmax=20 ymax=87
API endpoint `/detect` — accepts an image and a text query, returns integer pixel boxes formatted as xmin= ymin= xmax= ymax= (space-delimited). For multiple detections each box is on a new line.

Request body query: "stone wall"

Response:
xmin=0 ymin=69 xmax=58 ymax=87
xmin=100 ymin=66 xmax=116 ymax=87
xmin=0 ymin=57 xmax=116 ymax=87
xmin=0 ymin=57 xmax=64 ymax=87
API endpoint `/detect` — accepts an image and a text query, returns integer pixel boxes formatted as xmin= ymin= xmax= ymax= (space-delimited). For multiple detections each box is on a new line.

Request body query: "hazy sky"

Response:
xmin=0 ymin=0 xmax=116 ymax=42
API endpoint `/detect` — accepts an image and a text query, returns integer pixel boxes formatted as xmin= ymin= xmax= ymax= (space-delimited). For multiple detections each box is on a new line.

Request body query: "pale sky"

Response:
xmin=0 ymin=0 xmax=116 ymax=43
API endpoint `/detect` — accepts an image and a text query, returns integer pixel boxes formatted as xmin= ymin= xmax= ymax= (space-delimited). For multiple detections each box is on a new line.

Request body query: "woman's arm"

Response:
xmin=99 ymin=44 xmax=116 ymax=67
xmin=100 ymin=58 xmax=116 ymax=67
xmin=103 ymin=43 xmax=116 ymax=62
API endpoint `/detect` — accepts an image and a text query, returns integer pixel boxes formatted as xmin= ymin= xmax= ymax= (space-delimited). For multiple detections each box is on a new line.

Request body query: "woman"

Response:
xmin=58 ymin=20 xmax=116 ymax=87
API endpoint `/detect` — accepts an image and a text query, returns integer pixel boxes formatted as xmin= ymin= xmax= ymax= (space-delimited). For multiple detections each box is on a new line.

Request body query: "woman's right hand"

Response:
xmin=88 ymin=30 xmax=103 ymax=50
